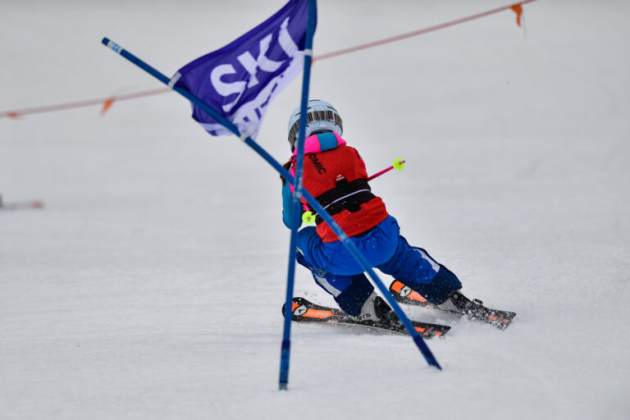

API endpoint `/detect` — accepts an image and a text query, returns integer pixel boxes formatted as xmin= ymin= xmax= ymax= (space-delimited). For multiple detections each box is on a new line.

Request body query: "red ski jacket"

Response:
xmin=289 ymin=132 xmax=389 ymax=242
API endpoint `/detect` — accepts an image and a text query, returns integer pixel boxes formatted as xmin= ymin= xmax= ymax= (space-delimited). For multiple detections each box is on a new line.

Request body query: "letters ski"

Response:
xmin=172 ymin=0 xmax=314 ymax=140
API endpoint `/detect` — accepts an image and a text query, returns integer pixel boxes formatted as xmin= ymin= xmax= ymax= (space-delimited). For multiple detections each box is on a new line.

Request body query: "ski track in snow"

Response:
xmin=1 ymin=1 xmax=629 ymax=419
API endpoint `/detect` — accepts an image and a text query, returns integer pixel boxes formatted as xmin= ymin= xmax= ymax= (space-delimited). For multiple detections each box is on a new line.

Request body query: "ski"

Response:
xmin=389 ymin=280 xmax=516 ymax=330
xmin=283 ymin=297 xmax=450 ymax=338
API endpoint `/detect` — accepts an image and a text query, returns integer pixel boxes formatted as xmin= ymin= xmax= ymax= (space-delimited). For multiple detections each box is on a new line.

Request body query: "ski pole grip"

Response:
xmin=302 ymin=211 xmax=315 ymax=224
xmin=393 ymin=158 xmax=406 ymax=171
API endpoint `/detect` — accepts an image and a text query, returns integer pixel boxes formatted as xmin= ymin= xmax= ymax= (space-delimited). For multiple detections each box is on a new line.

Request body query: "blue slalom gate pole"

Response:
xmin=101 ymin=34 xmax=442 ymax=374
xmin=279 ymin=0 xmax=317 ymax=390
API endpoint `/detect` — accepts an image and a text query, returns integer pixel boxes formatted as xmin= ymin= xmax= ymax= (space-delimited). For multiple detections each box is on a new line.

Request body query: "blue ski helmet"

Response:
xmin=287 ymin=100 xmax=343 ymax=151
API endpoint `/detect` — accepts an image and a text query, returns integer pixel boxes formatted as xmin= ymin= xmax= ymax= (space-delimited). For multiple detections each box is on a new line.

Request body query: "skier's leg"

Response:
xmin=292 ymin=221 xmax=400 ymax=321
xmin=297 ymin=253 xmax=394 ymax=322
xmin=295 ymin=253 xmax=374 ymax=316
xmin=377 ymin=235 xmax=462 ymax=305
xmin=295 ymin=227 xmax=375 ymax=316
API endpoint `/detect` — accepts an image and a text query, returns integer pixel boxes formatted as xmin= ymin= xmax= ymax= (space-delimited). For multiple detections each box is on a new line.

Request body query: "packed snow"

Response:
xmin=1 ymin=0 xmax=629 ymax=419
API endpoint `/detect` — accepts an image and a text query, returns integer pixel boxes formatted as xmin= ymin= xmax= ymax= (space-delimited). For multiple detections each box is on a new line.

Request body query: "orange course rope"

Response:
xmin=0 ymin=88 xmax=169 ymax=119
xmin=313 ymin=0 xmax=536 ymax=62
xmin=0 ymin=1 xmax=536 ymax=120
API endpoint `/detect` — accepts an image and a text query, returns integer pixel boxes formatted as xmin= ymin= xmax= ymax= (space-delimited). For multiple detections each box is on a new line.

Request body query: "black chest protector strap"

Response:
xmin=311 ymin=178 xmax=375 ymax=225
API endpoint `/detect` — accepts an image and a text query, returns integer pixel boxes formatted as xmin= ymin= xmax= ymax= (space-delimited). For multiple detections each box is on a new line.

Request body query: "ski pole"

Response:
xmin=301 ymin=158 xmax=405 ymax=224
xmin=368 ymin=158 xmax=405 ymax=181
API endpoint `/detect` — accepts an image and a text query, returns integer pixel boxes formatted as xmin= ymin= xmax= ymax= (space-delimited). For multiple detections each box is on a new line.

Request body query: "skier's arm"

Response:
xmin=281 ymin=181 xmax=293 ymax=229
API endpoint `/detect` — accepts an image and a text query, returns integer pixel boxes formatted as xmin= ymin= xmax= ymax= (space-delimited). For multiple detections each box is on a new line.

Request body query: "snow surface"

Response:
xmin=1 ymin=0 xmax=629 ymax=419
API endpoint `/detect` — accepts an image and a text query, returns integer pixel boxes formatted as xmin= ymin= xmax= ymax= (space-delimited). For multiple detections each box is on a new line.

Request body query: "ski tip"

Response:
xmin=483 ymin=308 xmax=516 ymax=330
xmin=496 ymin=314 xmax=516 ymax=330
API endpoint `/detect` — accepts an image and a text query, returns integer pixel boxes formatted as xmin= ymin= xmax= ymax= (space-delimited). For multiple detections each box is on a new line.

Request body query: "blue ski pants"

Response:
xmin=296 ymin=216 xmax=462 ymax=316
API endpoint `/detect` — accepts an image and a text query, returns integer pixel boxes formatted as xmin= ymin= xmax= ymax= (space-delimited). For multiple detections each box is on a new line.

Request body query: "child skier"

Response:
xmin=281 ymin=100 xmax=478 ymax=326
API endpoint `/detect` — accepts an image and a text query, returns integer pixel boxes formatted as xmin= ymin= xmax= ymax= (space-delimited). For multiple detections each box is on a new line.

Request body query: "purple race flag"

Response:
xmin=171 ymin=0 xmax=315 ymax=140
